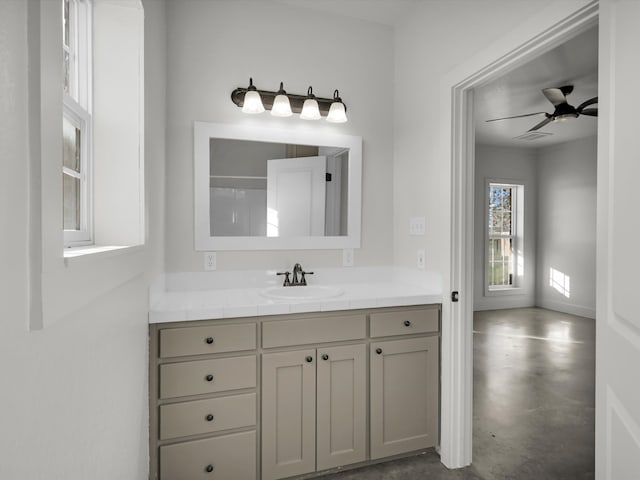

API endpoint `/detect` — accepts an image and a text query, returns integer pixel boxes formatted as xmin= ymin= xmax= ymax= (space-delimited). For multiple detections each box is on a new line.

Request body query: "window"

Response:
xmin=31 ymin=0 xmax=145 ymax=328
xmin=63 ymin=0 xmax=92 ymax=246
xmin=486 ymin=182 xmax=523 ymax=291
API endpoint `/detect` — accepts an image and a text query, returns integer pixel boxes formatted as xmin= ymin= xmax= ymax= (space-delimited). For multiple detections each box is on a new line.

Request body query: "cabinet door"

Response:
xmin=262 ymin=349 xmax=316 ymax=480
xmin=370 ymin=336 xmax=439 ymax=459
xmin=316 ymin=344 xmax=367 ymax=471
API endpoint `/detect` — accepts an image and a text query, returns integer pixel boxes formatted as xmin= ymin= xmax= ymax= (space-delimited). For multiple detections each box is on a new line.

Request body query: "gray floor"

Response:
xmin=318 ymin=307 xmax=595 ymax=480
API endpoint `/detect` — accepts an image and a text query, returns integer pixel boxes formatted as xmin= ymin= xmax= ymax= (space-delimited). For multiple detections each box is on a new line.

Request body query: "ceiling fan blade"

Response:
xmin=485 ymin=112 xmax=548 ymax=122
xmin=528 ymin=117 xmax=553 ymax=132
xmin=542 ymin=86 xmax=574 ymax=106
xmin=577 ymin=96 xmax=598 ymax=112
xmin=579 ymin=107 xmax=598 ymax=117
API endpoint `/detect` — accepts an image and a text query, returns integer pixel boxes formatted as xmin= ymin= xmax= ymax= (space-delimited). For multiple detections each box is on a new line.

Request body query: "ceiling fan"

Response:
xmin=485 ymin=85 xmax=598 ymax=132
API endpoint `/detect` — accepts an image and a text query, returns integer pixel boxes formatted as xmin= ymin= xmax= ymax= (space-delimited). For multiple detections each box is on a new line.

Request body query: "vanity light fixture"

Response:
xmin=270 ymin=82 xmax=293 ymax=117
xmin=231 ymin=78 xmax=348 ymax=122
xmin=326 ymin=90 xmax=348 ymax=123
xmin=241 ymin=78 xmax=265 ymax=114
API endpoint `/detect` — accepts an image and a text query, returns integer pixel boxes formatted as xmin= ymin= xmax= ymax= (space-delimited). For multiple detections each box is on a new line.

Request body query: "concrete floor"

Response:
xmin=317 ymin=307 xmax=595 ymax=480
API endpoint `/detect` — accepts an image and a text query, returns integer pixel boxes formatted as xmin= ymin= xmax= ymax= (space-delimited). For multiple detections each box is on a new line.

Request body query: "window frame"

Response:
xmin=62 ymin=0 xmax=93 ymax=247
xmin=484 ymin=180 xmax=524 ymax=295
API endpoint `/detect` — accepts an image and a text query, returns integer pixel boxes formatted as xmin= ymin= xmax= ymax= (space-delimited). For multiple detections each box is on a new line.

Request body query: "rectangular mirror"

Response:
xmin=194 ymin=122 xmax=362 ymax=250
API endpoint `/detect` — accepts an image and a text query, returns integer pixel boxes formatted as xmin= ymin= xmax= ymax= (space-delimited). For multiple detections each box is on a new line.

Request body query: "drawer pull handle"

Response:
xmin=205 ymin=374 xmax=214 ymax=382
xmin=305 ymin=356 xmax=313 ymax=363
xmin=205 ymin=464 xmax=214 ymax=473
xmin=205 ymin=337 xmax=214 ymax=345
xmin=322 ymin=354 xmax=329 ymax=361
xmin=376 ymin=348 xmax=383 ymax=355
xmin=404 ymin=320 xmax=411 ymax=327
xmin=205 ymin=414 xmax=214 ymax=422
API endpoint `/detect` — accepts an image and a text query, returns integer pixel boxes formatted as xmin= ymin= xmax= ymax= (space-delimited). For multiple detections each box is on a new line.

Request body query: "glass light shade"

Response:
xmin=326 ymin=101 xmax=348 ymax=123
xmin=554 ymin=113 xmax=579 ymax=122
xmin=300 ymin=98 xmax=321 ymax=120
xmin=271 ymin=94 xmax=293 ymax=117
xmin=242 ymin=90 xmax=265 ymax=114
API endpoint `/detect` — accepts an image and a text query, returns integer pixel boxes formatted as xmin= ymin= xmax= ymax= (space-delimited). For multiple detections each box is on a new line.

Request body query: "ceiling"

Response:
xmin=474 ymin=26 xmax=598 ymax=148
xmin=272 ymin=1 xmax=598 ymax=149
xmin=274 ymin=0 xmax=417 ymax=27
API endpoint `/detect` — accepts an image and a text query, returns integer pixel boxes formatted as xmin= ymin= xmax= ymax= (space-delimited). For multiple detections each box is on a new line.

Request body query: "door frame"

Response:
xmin=443 ymin=1 xmax=598 ymax=468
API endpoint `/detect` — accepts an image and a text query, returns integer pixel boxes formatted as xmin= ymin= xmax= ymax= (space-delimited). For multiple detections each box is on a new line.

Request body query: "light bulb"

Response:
xmin=271 ymin=82 xmax=292 ymax=117
xmin=300 ymin=87 xmax=321 ymax=120
xmin=241 ymin=78 xmax=265 ymax=114
xmin=326 ymin=90 xmax=348 ymax=123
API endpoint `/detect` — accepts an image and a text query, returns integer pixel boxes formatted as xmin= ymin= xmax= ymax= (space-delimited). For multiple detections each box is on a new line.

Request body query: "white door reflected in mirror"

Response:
xmin=267 ymin=156 xmax=326 ymax=237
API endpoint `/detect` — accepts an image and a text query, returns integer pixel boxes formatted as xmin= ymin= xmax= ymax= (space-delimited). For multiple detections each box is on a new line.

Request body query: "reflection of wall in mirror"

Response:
xmin=210 ymin=184 xmax=267 ymax=237
xmin=210 ymin=139 xmax=281 ymax=237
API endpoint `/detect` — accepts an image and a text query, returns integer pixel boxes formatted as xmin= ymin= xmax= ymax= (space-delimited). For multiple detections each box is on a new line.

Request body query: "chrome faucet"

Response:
xmin=277 ymin=263 xmax=314 ymax=287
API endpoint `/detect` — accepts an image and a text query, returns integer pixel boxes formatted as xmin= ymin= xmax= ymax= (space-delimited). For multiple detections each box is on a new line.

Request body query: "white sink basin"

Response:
xmin=261 ymin=285 xmax=344 ymax=301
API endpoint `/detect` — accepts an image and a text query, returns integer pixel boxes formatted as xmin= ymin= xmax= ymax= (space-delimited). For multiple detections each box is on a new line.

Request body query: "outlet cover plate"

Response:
xmin=343 ymin=248 xmax=354 ymax=267
xmin=204 ymin=252 xmax=217 ymax=271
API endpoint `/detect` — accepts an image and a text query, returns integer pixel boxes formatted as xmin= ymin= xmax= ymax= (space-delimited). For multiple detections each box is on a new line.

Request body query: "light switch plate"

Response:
xmin=409 ymin=217 xmax=426 ymax=235
xmin=417 ymin=249 xmax=425 ymax=270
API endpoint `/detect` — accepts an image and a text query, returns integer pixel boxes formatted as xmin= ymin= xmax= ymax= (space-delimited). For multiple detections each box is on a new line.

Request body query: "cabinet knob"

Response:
xmin=205 ymin=336 xmax=214 ymax=345
xmin=205 ymin=374 xmax=214 ymax=382
xmin=205 ymin=414 xmax=214 ymax=422
xmin=205 ymin=464 xmax=214 ymax=473
xmin=376 ymin=348 xmax=382 ymax=355
xmin=322 ymin=354 xmax=329 ymax=361
xmin=404 ymin=320 xmax=411 ymax=327
xmin=305 ymin=356 xmax=313 ymax=363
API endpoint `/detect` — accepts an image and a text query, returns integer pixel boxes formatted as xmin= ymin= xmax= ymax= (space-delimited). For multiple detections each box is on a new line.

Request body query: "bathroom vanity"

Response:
xmin=148 ymin=274 xmax=441 ymax=480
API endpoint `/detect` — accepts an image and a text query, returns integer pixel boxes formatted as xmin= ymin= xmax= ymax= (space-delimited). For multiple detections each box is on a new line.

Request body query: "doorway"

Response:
xmin=444 ymin=1 xmax=598 ymax=469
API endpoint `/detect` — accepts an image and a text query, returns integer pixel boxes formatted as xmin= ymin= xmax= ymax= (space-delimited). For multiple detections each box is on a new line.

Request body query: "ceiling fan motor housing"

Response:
xmin=554 ymin=102 xmax=579 ymax=120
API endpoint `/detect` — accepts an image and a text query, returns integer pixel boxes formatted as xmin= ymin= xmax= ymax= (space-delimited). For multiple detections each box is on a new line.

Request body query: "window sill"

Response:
xmin=485 ymin=286 xmax=524 ymax=297
xmin=63 ymin=244 xmax=143 ymax=261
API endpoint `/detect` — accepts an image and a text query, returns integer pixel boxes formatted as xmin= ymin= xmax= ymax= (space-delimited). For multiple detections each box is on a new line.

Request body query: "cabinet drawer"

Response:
xmin=159 ymin=323 xmax=256 ymax=358
xmin=370 ymin=307 xmax=439 ymax=338
xmin=160 ymin=355 xmax=256 ymax=399
xmin=262 ymin=313 xmax=366 ymax=348
xmin=160 ymin=393 xmax=256 ymax=440
xmin=160 ymin=430 xmax=256 ymax=480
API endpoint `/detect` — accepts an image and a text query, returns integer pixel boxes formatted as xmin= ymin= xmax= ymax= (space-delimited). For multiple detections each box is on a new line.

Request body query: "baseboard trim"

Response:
xmin=536 ymin=299 xmax=596 ymax=319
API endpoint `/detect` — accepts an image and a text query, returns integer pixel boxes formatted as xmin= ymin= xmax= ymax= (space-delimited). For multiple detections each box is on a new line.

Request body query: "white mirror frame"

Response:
xmin=194 ymin=121 xmax=362 ymax=251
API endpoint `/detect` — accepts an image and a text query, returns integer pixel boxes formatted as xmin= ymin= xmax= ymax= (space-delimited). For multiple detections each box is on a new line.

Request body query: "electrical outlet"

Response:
xmin=204 ymin=252 xmax=217 ymax=271
xmin=417 ymin=249 xmax=425 ymax=270
xmin=343 ymin=248 xmax=354 ymax=267
xmin=409 ymin=217 xmax=426 ymax=236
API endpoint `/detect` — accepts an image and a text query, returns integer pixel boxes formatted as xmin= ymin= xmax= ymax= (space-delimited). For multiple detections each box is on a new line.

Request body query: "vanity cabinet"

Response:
xmin=369 ymin=307 xmax=440 ymax=459
xmin=261 ymin=344 xmax=367 ymax=480
xmin=149 ymin=321 xmax=258 ymax=480
xmin=150 ymin=304 xmax=439 ymax=480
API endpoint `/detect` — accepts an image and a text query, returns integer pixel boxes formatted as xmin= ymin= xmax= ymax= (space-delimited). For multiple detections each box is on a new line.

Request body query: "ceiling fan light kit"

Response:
xmin=485 ymin=84 xmax=598 ymax=133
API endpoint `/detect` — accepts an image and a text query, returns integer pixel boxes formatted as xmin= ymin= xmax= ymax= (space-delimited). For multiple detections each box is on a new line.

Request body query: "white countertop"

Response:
xmin=149 ymin=267 xmax=443 ymax=324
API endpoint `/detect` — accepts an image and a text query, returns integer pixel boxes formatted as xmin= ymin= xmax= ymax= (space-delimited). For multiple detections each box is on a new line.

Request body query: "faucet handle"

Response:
xmin=277 ymin=271 xmax=291 ymax=286
xmin=300 ymin=271 xmax=314 ymax=286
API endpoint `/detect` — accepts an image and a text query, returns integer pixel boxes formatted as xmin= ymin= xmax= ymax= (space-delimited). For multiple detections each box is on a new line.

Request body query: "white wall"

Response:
xmin=164 ymin=0 xmax=394 ymax=272
xmin=536 ymin=136 xmax=597 ymax=318
xmin=0 ymin=1 xmax=166 ymax=478
xmin=392 ymin=1 xmax=554 ymax=275
xmin=474 ymin=145 xmax=537 ymax=310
